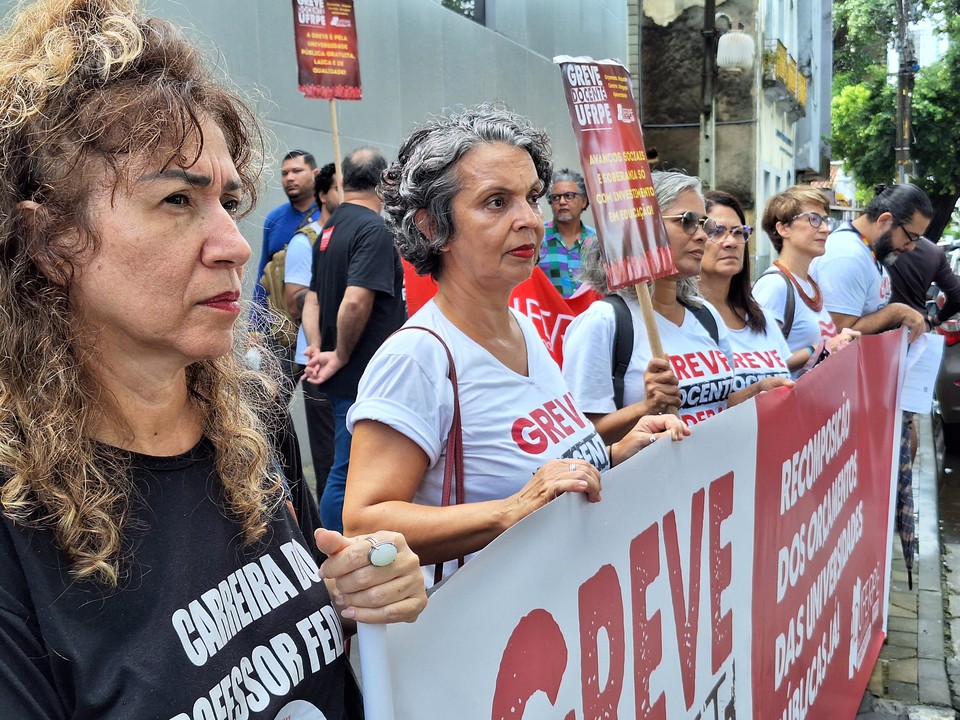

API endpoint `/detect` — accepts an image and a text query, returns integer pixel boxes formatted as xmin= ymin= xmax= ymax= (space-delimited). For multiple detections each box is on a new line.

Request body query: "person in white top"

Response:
xmin=283 ymin=163 xmax=340 ymax=493
xmin=810 ymin=183 xmax=930 ymax=342
xmin=563 ymin=172 xmax=792 ymax=439
xmin=341 ymin=105 xmax=688 ymax=584
xmin=752 ymin=185 xmax=859 ymax=374
xmin=699 ymin=190 xmax=793 ymax=390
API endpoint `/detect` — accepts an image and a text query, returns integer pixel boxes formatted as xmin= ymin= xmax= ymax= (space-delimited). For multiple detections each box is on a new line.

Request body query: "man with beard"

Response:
xmin=810 ymin=183 xmax=930 ymax=341
xmin=538 ymin=168 xmax=596 ymax=298
xmin=812 ymin=185 xmax=932 ymax=582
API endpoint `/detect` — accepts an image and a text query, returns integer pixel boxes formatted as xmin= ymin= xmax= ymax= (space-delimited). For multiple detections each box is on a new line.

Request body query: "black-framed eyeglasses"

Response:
xmin=662 ymin=211 xmax=719 ymax=239
xmin=709 ymin=224 xmax=752 ymax=244
xmin=791 ymin=211 xmax=834 ymax=230
xmin=899 ymin=224 xmax=924 ymax=244
xmin=548 ymin=192 xmax=583 ymax=204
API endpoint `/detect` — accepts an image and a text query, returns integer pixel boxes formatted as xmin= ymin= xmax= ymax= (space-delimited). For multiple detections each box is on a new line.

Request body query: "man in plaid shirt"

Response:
xmin=538 ymin=168 xmax=597 ymax=298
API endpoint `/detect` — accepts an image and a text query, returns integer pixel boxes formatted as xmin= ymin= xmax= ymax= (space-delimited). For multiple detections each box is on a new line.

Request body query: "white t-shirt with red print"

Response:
xmin=349 ymin=300 xmax=607 ymax=583
xmin=562 ymin=295 xmax=736 ymax=427
xmin=811 ymin=223 xmax=893 ymax=317
xmin=726 ymin=307 xmax=792 ymax=391
xmin=753 ymin=271 xmax=838 ymax=355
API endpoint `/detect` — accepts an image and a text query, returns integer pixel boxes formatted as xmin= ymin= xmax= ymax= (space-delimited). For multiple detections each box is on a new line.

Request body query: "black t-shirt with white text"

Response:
xmin=0 ymin=438 xmax=348 ymax=719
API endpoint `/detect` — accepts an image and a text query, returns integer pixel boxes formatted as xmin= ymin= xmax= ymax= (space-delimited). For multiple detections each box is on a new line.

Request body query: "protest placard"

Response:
xmin=554 ymin=57 xmax=674 ymax=291
xmin=291 ymin=0 xmax=361 ymax=100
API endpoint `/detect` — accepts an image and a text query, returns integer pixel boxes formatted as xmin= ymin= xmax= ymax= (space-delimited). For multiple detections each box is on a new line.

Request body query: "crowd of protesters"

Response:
xmin=0 ymin=0 xmax=939 ymax=715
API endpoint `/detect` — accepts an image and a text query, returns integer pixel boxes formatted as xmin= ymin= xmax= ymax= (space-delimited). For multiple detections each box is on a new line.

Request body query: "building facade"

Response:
xmin=629 ymin=0 xmax=833 ymax=270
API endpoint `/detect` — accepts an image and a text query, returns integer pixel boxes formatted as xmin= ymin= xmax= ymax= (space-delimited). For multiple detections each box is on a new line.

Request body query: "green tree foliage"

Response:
xmin=832 ymin=0 xmax=895 ymax=91
xmin=831 ymin=1 xmax=960 ymax=239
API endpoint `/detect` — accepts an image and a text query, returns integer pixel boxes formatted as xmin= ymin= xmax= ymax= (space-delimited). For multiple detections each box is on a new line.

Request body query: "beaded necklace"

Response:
xmin=773 ymin=260 xmax=824 ymax=312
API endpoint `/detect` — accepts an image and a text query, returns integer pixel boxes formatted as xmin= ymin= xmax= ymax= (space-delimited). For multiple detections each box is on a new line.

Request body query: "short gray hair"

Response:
xmin=551 ymin=168 xmax=588 ymax=203
xmin=379 ymin=103 xmax=553 ymax=280
xmin=581 ymin=169 xmax=704 ymax=307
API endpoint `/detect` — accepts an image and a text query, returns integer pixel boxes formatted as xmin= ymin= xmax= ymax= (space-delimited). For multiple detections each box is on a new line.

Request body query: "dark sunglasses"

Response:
xmin=662 ymin=211 xmax=719 ymax=239
xmin=709 ymin=224 xmax=752 ymax=244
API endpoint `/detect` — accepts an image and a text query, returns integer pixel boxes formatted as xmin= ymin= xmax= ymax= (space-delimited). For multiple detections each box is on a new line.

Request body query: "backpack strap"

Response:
xmin=602 ymin=295 xmax=633 ymax=410
xmin=760 ymin=267 xmax=796 ymax=339
xmin=682 ymin=301 xmax=721 ymax=347
xmin=392 ymin=325 xmax=464 ymax=586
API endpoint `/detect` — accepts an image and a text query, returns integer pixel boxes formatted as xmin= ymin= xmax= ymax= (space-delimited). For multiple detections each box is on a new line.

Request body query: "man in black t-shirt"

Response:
xmin=889 ymin=235 xmax=960 ymax=327
xmin=302 ymin=147 xmax=406 ymax=532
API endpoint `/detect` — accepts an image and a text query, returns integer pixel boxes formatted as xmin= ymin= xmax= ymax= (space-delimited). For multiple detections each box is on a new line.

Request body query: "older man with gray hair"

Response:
xmin=539 ymin=168 xmax=597 ymax=297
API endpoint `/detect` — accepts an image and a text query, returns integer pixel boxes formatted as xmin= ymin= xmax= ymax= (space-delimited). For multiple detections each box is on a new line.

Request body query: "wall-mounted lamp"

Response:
xmin=700 ymin=10 xmax=755 ymax=189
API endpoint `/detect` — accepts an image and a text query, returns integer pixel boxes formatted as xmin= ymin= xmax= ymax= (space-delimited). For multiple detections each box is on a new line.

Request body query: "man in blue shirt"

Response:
xmin=251 ymin=150 xmax=320 ymax=326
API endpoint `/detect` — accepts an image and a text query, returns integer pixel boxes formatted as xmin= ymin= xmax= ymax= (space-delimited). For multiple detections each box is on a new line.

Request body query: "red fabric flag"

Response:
xmin=401 ymin=263 xmax=598 ymax=367
xmin=291 ymin=0 xmax=362 ymax=100
xmin=402 ymin=259 xmax=438 ymax=317
xmin=509 ymin=267 xmax=601 ymax=366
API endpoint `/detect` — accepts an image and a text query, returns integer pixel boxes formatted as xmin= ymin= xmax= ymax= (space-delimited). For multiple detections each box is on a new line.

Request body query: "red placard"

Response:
xmin=291 ymin=0 xmax=362 ymax=100
xmin=555 ymin=57 xmax=675 ymax=291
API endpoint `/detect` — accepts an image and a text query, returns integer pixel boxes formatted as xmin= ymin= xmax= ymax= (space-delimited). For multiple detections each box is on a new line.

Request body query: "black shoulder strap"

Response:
xmin=683 ymin=301 xmax=720 ymax=347
xmin=761 ymin=267 xmax=796 ymax=339
xmin=602 ymin=295 xmax=632 ymax=410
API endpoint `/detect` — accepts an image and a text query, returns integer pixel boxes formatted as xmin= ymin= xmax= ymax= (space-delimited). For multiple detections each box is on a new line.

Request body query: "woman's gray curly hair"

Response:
xmin=379 ymin=102 xmax=553 ymax=281
xmin=581 ymin=170 xmax=704 ymax=307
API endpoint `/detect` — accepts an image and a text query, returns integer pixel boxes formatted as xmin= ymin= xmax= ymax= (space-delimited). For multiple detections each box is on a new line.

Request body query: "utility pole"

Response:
xmin=895 ymin=0 xmax=917 ymax=184
xmin=699 ymin=0 xmax=718 ymax=191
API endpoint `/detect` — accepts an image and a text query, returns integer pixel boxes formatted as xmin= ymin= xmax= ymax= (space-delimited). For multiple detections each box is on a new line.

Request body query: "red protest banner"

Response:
xmin=291 ymin=0 xmax=362 ymax=100
xmin=554 ymin=57 xmax=674 ymax=291
xmin=751 ymin=331 xmax=902 ymax=720
xmin=360 ymin=332 xmax=902 ymax=719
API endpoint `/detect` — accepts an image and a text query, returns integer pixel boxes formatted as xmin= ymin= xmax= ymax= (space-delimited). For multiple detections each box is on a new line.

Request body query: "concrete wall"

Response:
xmin=794 ymin=0 xmax=833 ymax=177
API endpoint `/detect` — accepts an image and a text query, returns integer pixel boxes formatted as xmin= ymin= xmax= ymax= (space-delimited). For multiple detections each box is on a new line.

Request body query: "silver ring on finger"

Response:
xmin=365 ymin=537 xmax=398 ymax=567
xmin=568 ymin=462 xmax=577 ymax=472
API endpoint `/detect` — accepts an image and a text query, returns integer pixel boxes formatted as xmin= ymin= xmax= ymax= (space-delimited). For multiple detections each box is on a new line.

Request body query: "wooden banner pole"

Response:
xmin=635 ymin=282 xmax=680 ymax=416
xmin=329 ymin=99 xmax=343 ymax=181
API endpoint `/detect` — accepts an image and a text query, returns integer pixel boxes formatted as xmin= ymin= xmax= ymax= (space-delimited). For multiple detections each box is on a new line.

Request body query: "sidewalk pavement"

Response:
xmin=857 ymin=411 xmax=957 ymax=719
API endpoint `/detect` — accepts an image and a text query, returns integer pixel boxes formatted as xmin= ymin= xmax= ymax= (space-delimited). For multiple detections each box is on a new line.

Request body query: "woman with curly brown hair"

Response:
xmin=0 ymin=1 xmax=425 ymax=716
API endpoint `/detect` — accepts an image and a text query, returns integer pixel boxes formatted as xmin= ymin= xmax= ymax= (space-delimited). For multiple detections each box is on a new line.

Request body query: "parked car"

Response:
xmin=936 ymin=319 xmax=960 ymax=450
xmin=935 ymin=242 xmax=960 ymax=451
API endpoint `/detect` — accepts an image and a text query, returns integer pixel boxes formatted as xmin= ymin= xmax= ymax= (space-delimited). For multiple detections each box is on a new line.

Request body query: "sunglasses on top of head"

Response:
xmin=662 ymin=211 xmax=719 ymax=239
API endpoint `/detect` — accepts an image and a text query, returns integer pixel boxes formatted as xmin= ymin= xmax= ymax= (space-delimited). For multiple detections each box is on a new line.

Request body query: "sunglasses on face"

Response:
xmin=662 ymin=211 xmax=720 ymax=239
xmin=708 ymin=224 xmax=752 ymax=244
xmin=548 ymin=192 xmax=583 ymax=204
xmin=791 ymin=211 xmax=835 ymax=230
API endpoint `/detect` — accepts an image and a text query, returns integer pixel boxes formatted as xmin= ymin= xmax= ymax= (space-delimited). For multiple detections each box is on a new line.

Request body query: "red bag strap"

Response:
xmin=392 ymin=326 xmax=464 ymax=585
